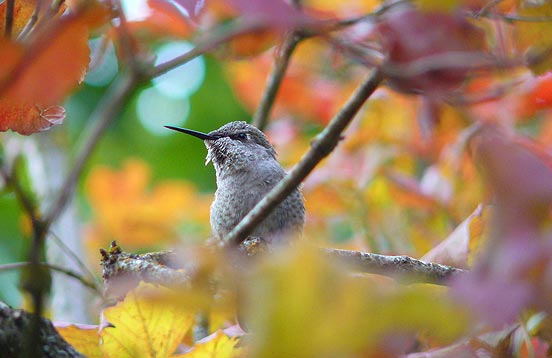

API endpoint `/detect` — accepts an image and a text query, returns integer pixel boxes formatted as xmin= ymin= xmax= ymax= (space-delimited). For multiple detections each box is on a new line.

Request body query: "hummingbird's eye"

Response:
xmin=236 ymin=133 xmax=248 ymax=141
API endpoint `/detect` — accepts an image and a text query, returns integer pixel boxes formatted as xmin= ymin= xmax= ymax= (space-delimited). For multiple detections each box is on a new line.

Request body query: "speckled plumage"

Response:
xmin=203 ymin=121 xmax=305 ymax=244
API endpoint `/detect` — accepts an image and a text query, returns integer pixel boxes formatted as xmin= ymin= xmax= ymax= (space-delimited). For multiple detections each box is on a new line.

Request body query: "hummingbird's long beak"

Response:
xmin=164 ymin=126 xmax=219 ymax=140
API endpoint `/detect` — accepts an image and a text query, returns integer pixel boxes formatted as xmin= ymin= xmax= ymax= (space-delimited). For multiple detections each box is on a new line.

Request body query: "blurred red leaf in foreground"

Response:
xmin=377 ymin=7 xmax=486 ymax=97
xmin=453 ymin=125 xmax=552 ymax=326
xmin=228 ymin=0 xmax=311 ymax=28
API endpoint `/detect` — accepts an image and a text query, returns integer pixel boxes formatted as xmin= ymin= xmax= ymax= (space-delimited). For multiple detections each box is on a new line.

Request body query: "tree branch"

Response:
xmin=0 ymin=162 xmax=41 ymax=232
xmin=16 ymin=0 xmax=44 ymax=41
xmin=43 ymin=73 xmax=138 ymax=233
xmin=100 ymin=242 xmax=190 ymax=299
xmin=223 ymin=68 xmax=385 ymax=245
xmin=148 ymin=20 xmax=263 ymax=79
xmin=322 ymin=248 xmax=465 ymax=285
xmin=252 ymin=32 xmax=302 ymax=130
xmin=100 ymin=241 xmax=464 ymax=287
xmin=4 ymin=0 xmax=14 ymax=38
xmin=0 ymin=302 xmax=83 ymax=358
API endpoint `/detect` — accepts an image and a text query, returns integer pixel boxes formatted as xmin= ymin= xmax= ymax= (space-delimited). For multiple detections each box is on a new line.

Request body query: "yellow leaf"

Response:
xmin=414 ymin=0 xmax=462 ymax=11
xmin=101 ymin=283 xmax=194 ymax=358
xmin=56 ymin=324 xmax=102 ymax=358
xmin=514 ymin=1 xmax=552 ymax=74
xmin=245 ymin=244 xmax=469 ymax=357
xmin=172 ymin=331 xmax=240 ymax=358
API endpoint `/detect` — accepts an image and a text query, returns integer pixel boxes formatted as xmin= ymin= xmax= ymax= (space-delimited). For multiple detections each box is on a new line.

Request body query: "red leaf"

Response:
xmin=453 ymin=126 xmax=552 ymax=326
xmin=228 ymin=0 xmax=310 ymax=28
xmin=377 ymin=7 xmax=485 ymax=96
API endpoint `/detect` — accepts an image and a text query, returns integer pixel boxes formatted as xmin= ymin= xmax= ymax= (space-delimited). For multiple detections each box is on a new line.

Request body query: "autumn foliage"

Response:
xmin=2 ymin=0 xmax=552 ymax=357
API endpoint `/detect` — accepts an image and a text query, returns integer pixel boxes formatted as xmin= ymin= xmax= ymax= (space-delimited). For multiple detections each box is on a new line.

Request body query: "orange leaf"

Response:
xmin=85 ymin=159 xmax=211 ymax=249
xmin=0 ymin=5 xmax=109 ymax=135
xmin=56 ymin=323 xmax=102 ymax=358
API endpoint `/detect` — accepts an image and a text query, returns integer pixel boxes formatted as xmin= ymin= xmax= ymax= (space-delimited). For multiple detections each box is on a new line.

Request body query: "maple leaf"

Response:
xmin=101 ymin=283 xmax=194 ymax=358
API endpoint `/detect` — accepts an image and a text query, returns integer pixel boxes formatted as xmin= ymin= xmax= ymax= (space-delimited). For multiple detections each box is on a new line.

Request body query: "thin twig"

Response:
xmin=497 ymin=13 xmax=552 ymax=22
xmin=16 ymin=0 xmax=64 ymax=41
xmin=0 ymin=262 xmax=101 ymax=294
xmin=381 ymin=52 xmax=516 ymax=79
xmin=4 ymin=0 xmax=14 ymax=38
xmin=252 ymin=32 xmax=302 ymax=130
xmin=148 ymin=20 xmax=263 ymax=78
xmin=474 ymin=0 xmax=503 ymax=18
xmin=43 ymin=73 xmax=138 ymax=233
xmin=110 ymin=0 xmax=141 ymax=74
xmin=468 ymin=9 xmax=552 ymax=22
xmin=16 ymin=0 xmax=45 ymax=41
xmin=49 ymin=230 xmax=103 ymax=289
xmin=223 ymin=68 xmax=385 ymax=245
xmin=0 ymin=162 xmax=41 ymax=231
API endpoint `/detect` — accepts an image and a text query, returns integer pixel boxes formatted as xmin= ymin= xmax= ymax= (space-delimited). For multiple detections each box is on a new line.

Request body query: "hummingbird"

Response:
xmin=166 ymin=121 xmax=305 ymax=245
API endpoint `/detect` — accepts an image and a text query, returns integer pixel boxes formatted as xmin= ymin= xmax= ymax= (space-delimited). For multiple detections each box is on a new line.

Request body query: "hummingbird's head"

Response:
xmin=165 ymin=121 xmax=277 ymax=173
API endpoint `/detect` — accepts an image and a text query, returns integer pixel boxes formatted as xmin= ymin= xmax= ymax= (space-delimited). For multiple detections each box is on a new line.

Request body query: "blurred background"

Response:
xmin=1 ymin=0 xmax=551 ymax=333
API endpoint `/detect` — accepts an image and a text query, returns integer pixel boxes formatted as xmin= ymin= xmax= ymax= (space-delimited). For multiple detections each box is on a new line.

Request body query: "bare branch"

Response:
xmin=223 ymin=68 xmax=385 ymax=245
xmin=16 ymin=0 xmax=45 ymax=41
xmin=252 ymin=32 xmax=302 ymax=130
xmin=110 ymin=0 xmax=142 ymax=74
xmin=0 ymin=262 xmax=101 ymax=294
xmin=0 ymin=163 xmax=41 ymax=232
xmin=101 ymin=241 xmax=463 ymax=287
xmin=4 ymin=0 xmax=14 ymax=38
xmin=0 ymin=302 xmax=84 ymax=358
xmin=148 ymin=20 xmax=263 ymax=79
xmin=49 ymin=230 xmax=103 ymax=290
xmin=322 ymin=248 xmax=465 ymax=285
xmin=43 ymin=73 xmax=138 ymax=232
xmin=100 ymin=242 xmax=190 ymax=299
xmin=381 ymin=52 xmax=516 ymax=79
